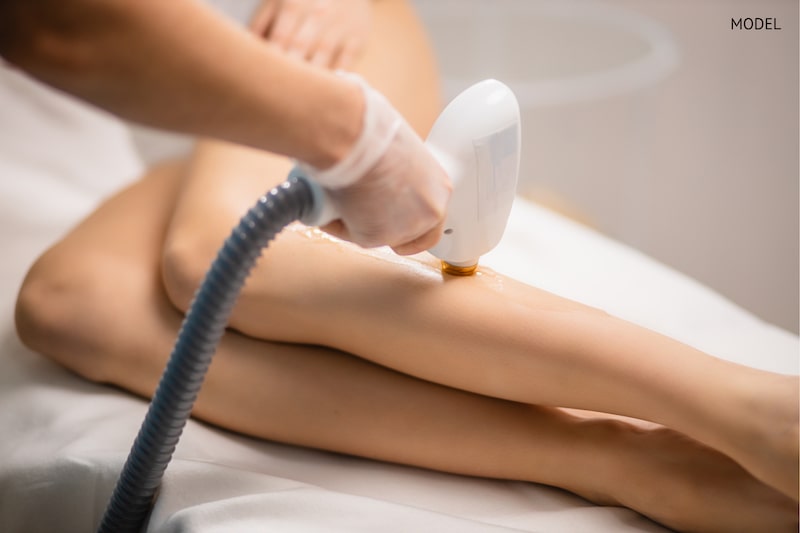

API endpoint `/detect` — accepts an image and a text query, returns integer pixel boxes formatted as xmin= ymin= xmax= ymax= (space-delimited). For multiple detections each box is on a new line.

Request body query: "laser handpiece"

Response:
xmin=301 ymin=78 xmax=521 ymax=275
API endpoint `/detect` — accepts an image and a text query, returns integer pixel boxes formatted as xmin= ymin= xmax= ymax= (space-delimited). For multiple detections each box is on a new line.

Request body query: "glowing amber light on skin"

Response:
xmin=440 ymin=261 xmax=478 ymax=276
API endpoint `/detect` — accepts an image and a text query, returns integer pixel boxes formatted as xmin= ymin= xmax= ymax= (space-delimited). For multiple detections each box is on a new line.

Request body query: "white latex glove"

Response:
xmin=299 ymin=74 xmax=451 ymax=255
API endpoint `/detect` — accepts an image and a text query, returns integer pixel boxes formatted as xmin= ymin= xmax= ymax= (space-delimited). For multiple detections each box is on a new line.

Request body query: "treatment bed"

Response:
xmin=0 ymin=42 xmax=797 ymax=533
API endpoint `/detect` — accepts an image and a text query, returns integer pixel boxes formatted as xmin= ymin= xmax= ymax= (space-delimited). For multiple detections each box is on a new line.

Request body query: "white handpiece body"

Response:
xmin=299 ymin=79 xmax=521 ymax=270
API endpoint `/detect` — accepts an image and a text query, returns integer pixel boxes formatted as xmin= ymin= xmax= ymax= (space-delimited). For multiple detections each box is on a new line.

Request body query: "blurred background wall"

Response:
xmin=413 ymin=0 xmax=798 ymax=332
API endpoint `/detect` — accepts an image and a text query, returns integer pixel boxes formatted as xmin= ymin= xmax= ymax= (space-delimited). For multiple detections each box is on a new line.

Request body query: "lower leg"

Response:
xmin=15 ymin=168 xmax=797 ymax=532
xmin=171 ymin=210 xmax=798 ymax=500
xmin=154 ymin=137 xmax=800 ymax=501
xmin=150 ymin=114 xmax=799 ymax=501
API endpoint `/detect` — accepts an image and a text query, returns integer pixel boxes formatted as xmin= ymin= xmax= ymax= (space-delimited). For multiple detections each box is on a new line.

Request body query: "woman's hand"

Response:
xmin=250 ymin=0 xmax=372 ymax=70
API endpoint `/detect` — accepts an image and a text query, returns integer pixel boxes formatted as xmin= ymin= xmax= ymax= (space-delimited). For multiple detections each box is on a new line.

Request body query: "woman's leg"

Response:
xmin=153 ymin=1 xmax=799 ymax=501
xmin=165 ymin=149 xmax=800 ymax=503
xmin=15 ymin=164 xmax=797 ymax=533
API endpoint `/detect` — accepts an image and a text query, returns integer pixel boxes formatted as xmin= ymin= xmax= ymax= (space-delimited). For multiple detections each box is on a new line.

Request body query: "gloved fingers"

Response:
xmin=309 ymin=33 xmax=341 ymax=68
xmin=286 ymin=4 xmax=325 ymax=60
xmin=317 ymin=218 xmax=442 ymax=257
xmin=304 ymin=32 xmax=363 ymax=70
xmin=390 ymin=221 xmax=447 ymax=256
xmin=249 ymin=0 xmax=280 ymax=35
xmin=290 ymin=1 xmax=370 ymax=68
xmin=268 ymin=0 xmax=308 ymax=52
xmin=253 ymin=0 xmax=371 ymax=70
xmin=333 ymin=37 xmax=363 ymax=70
xmin=319 ymin=216 xmax=444 ymax=255
xmin=317 ymin=219 xmax=349 ymax=243
xmin=322 ymin=150 xmax=451 ymax=251
xmin=301 ymin=74 xmax=451 ymax=252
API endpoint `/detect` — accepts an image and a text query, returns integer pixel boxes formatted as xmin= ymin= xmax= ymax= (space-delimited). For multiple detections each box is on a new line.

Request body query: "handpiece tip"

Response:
xmin=440 ymin=261 xmax=478 ymax=276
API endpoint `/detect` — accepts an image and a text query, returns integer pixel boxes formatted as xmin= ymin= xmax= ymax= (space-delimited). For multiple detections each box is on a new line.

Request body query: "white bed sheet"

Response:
xmin=0 ymin=63 xmax=797 ymax=533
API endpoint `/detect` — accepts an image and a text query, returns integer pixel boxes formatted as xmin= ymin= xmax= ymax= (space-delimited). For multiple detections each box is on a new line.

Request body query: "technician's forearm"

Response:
xmin=0 ymin=0 xmax=360 ymax=168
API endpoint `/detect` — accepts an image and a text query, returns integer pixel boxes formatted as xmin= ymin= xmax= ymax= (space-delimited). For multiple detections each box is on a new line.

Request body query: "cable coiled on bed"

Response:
xmin=97 ymin=174 xmax=315 ymax=533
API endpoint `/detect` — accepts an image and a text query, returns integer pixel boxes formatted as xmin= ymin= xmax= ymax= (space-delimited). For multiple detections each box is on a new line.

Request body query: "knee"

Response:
xmin=15 ymin=261 xmax=74 ymax=359
xmin=161 ymin=234 xmax=220 ymax=313
xmin=160 ymin=227 xmax=305 ymax=343
xmin=15 ymin=254 xmax=109 ymax=383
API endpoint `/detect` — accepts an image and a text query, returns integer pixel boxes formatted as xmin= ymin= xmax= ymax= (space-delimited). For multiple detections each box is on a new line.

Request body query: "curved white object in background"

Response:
xmin=415 ymin=0 xmax=679 ymax=107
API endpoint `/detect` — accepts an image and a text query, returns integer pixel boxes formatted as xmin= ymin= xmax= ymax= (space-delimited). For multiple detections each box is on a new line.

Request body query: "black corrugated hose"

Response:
xmin=97 ymin=174 xmax=315 ymax=533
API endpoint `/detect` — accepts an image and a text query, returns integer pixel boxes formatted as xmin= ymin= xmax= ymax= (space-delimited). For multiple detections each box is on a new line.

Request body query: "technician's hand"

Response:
xmin=300 ymin=75 xmax=451 ymax=255
xmin=250 ymin=0 xmax=372 ymax=70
